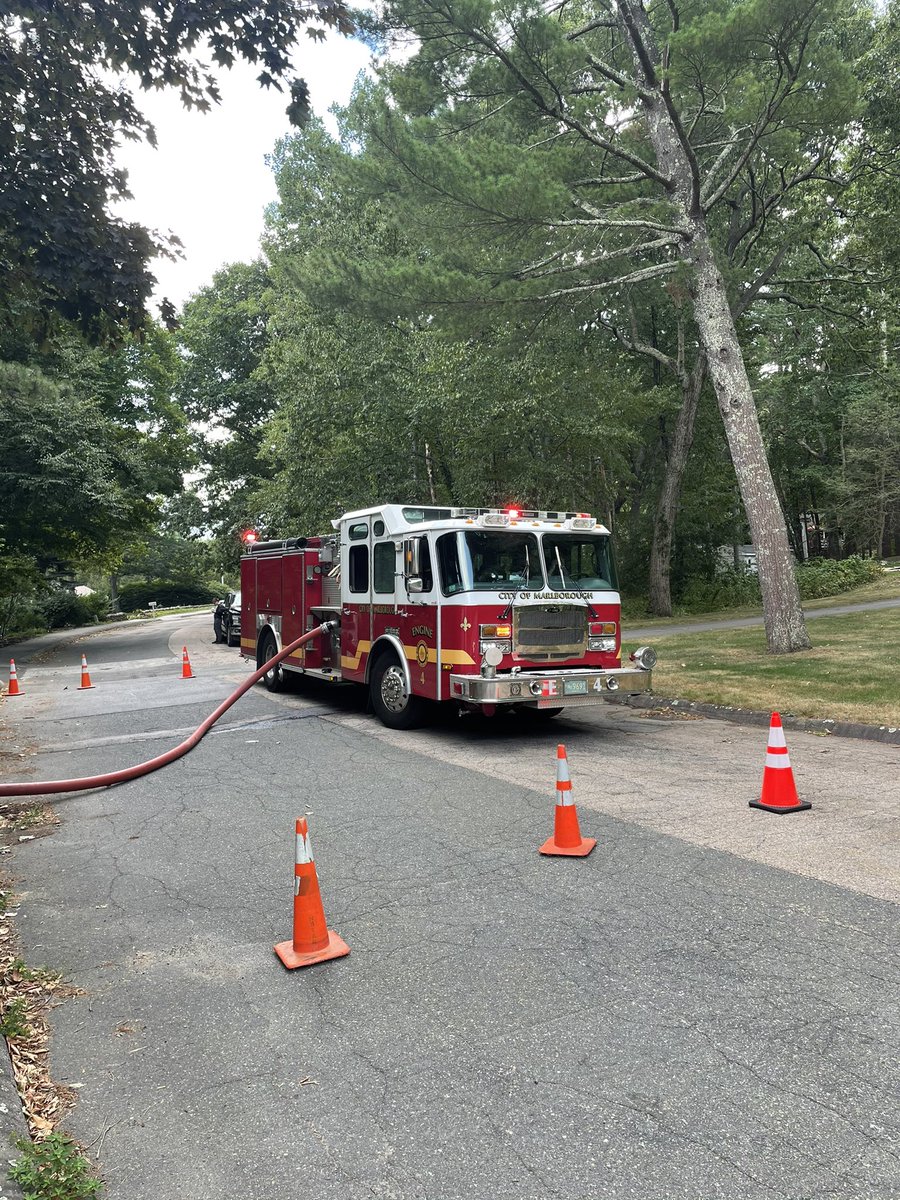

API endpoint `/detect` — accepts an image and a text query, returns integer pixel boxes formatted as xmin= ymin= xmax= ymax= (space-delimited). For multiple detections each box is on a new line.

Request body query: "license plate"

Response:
xmin=563 ymin=679 xmax=588 ymax=696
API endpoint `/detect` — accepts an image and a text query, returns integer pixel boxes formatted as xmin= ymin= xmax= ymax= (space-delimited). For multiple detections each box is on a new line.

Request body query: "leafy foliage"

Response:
xmin=0 ymin=362 xmax=159 ymax=563
xmin=0 ymin=1 xmax=354 ymax=341
xmin=117 ymin=580 xmax=218 ymax=611
xmin=10 ymin=1133 xmax=101 ymax=1200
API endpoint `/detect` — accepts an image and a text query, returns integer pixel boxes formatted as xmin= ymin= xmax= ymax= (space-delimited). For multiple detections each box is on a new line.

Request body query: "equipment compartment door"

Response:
xmin=282 ymin=553 xmax=305 ymax=669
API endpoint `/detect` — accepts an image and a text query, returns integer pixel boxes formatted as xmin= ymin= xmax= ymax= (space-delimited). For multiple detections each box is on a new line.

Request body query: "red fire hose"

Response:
xmin=0 ymin=623 xmax=334 ymax=798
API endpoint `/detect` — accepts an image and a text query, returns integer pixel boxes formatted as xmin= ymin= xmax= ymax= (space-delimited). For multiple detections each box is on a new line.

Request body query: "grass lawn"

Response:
xmin=624 ymin=608 xmax=900 ymax=727
xmin=626 ymin=570 xmax=900 ymax=632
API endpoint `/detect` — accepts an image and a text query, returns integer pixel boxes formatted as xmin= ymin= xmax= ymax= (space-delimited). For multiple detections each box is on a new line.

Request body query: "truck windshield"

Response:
xmin=543 ymin=534 xmax=617 ymax=592
xmin=437 ymin=531 xmax=544 ymax=595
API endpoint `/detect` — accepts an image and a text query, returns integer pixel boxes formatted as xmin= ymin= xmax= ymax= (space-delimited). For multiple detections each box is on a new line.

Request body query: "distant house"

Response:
xmin=717 ymin=545 xmax=757 ymax=573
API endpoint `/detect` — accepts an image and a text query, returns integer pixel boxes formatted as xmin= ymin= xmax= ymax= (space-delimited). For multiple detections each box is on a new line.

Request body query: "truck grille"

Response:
xmin=514 ymin=605 xmax=586 ymax=659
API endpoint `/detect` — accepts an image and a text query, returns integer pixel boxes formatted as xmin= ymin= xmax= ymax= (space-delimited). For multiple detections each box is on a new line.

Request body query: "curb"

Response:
xmin=0 ymin=1041 xmax=27 ymax=1199
xmin=619 ymin=694 xmax=900 ymax=745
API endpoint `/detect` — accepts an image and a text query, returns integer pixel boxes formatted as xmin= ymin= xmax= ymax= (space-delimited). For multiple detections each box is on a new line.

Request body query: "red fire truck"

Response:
xmin=240 ymin=503 xmax=655 ymax=728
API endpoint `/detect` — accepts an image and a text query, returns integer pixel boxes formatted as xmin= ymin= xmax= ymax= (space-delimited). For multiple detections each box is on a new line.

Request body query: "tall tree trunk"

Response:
xmin=619 ymin=0 xmax=810 ymax=653
xmin=424 ymin=440 xmax=437 ymax=503
xmin=109 ymin=572 xmax=120 ymax=615
xmin=648 ymin=356 xmax=705 ymax=615
xmin=684 ymin=229 xmax=810 ymax=651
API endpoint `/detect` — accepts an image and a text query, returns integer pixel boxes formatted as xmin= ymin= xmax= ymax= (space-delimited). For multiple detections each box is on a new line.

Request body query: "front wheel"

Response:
xmin=370 ymin=654 xmax=427 ymax=730
xmin=257 ymin=632 xmax=284 ymax=692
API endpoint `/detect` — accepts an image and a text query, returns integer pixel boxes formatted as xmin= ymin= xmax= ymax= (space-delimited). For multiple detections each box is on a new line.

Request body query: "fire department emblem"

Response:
xmin=415 ymin=640 xmax=429 ymax=667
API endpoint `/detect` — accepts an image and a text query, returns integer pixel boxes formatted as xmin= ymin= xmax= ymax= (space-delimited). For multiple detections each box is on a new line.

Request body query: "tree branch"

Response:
xmin=700 ymin=29 xmax=814 ymax=211
xmin=571 ymin=174 xmax=648 ymax=187
xmin=567 ymin=15 xmax=618 ymax=41
xmin=513 ymin=235 xmax=680 ymax=281
xmin=585 ymin=53 xmax=653 ymax=100
xmin=532 ymin=261 xmax=678 ymax=300
xmin=550 ymin=216 xmax=687 ymax=236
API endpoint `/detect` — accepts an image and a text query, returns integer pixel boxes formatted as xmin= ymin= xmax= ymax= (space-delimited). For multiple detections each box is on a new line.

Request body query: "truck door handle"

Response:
xmin=342 ymin=608 xmax=351 ymax=616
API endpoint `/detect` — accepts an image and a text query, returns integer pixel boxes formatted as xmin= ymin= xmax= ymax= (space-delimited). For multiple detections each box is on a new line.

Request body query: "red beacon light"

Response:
xmin=240 ymin=529 xmax=259 ymax=545
xmin=506 ymin=507 xmax=520 ymax=519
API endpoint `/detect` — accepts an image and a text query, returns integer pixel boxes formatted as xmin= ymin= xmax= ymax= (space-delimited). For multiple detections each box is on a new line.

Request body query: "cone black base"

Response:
xmin=749 ymin=799 xmax=812 ymax=815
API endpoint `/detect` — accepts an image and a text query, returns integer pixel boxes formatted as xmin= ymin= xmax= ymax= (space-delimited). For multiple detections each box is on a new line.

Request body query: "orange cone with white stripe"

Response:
xmin=7 ymin=659 xmax=22 ymax=697
xmin=77 ymin=653 xmax=94 ymax=690
xmin=539 ymin=744 xmax=597 ymax=856
xmin=274 ymin=817 xmax=350 ymax=970
xmin=749 ymin=713 xmax=811 ymax=814
xmin=181 ymin=647 xmax=194 ymax=679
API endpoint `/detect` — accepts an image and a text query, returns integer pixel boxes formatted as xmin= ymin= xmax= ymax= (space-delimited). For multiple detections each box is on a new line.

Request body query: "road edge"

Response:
xmin=619 ymin=693 xmax=900 ymax=745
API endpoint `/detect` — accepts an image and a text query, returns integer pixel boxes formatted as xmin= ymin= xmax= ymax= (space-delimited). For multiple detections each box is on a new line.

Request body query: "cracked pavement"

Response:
xmin=2 ymin=615 xmax=899 ymax=1199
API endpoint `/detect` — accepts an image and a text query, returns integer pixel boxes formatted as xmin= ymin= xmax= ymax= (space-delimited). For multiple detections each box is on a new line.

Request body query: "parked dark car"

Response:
xmin=213 ymin=590 xmax=241 ymax=646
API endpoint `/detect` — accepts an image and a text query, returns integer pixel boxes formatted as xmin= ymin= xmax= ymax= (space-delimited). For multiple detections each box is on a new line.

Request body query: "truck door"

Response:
xmin=397 ymin=534 xmax=440 ymax=700
xmin=340 ymin=518 xmax=372 ymax=682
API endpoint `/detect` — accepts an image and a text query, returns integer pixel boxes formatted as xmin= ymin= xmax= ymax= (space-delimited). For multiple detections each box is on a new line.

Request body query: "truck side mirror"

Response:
xmin=407 ymin=578 xmax=424 ymax=594
xmin=403 ymin=536 xmax=423 ymax=578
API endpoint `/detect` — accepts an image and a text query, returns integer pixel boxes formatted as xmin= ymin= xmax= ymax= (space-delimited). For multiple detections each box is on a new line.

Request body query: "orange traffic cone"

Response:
xmin=181 ymin=647 xmax=194 ymax=680
xmin=274 ymin=817 xmax=350 ymax=970
xmin=7 ymin=659 xmax=22 ymax=697
xmin=749 ymin=713 xmax=811 ymax=814
xmin=539 ymin=744 xmax=596 ymax=856
xmin=77 ymin=653 xmax=94 ymax=690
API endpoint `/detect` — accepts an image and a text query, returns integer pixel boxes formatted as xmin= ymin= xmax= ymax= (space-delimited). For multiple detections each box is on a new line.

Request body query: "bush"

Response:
xmin=673 ymin=556 xmax=883 ymax=613
xmin=796 ymin=555 xmax=883 ymax=600
xmin=678 ymin=567 xmax=761 ymax=613
xmin=40 ymin=590 xmax=107 ymax=630
xmin=117 ymin=579 xmax=218 ymax=611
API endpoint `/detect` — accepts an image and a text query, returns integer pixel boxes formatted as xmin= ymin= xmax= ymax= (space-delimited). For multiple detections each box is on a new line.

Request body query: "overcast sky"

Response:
xmin=113 ymin=31 xmax=373 ymax=313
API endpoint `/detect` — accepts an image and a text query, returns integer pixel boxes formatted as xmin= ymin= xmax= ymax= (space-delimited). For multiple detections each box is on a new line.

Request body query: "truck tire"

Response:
xmin=226 ymin=619 xmax=239 ymax=647
xmin=258 ymin=632 xmax=284 ymax=693
xmin=370 ymin=652 xmax=427 ymax=730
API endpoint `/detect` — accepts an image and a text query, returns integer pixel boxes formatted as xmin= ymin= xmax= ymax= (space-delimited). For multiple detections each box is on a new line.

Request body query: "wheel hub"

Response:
xmin=380 ymin=665 xmax=408 ymax=713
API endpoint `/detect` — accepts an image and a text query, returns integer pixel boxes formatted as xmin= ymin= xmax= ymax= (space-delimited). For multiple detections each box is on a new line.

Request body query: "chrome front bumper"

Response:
xmin=449 ymin=666 xmax=653 ymax=707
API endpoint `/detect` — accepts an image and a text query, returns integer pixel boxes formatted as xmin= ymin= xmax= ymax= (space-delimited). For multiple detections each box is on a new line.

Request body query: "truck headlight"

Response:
xmin=588 ymin=637 xmax=616 ymax=652
xmin=630 ymin=645 xmax=657 ymax=670
xmin=479 ymin=639 xmax=512 ymax=655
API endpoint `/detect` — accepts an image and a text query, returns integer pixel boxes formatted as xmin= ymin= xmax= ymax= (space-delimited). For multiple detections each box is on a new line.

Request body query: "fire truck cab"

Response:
xmin=241 ymin=503 xmax=655 ymax=728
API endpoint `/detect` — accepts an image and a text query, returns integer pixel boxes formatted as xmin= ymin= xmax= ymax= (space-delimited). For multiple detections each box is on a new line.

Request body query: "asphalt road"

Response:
xmin=2 ymin=616 xmax=899 ymax=1199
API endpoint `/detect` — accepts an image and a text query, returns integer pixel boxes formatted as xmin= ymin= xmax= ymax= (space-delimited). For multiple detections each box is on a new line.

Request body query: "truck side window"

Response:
xmin=418 ymin=539 xmax=434 ymax=592
xmin=349 ymin=545 xmax=369 ymax=593
xmin=437 ymin=533 xmax=462 ymax=596
xmin=373 ymin=542 xmax=395 ymax=593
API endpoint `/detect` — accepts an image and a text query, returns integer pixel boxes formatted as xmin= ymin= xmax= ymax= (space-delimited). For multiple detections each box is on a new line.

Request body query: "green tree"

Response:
xmin=304 ymin=0 xmax=885 ymax=649
xmin=253 ymin=124 xmax=650 ymax=541
xmin=0 ymin=361 xmax=160 ymax=563
xmin=0 ymin=0 xmax=354 ymax=341
xmin=176 ymin=260 xmax=276 ymax=557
